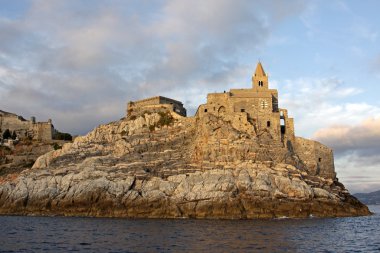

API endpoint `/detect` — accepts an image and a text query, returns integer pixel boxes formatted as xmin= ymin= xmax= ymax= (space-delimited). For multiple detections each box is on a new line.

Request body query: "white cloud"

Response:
xmin=273 ymin=76 xmax=380 ymax=193
xmin=311 ymin=117 xmax=380 ymax=193
xmin=276 ymin=77 xmax=368 ymax=137
xmin=0 ymin=0 xmax=309 ymax=134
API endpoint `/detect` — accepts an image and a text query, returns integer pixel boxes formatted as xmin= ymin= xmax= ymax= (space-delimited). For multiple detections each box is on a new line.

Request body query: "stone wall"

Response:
xmin=294 ymin=137 xmax=335 ymax=179
xmin=31 ymin=122 xmax=53 ymax=141
xmin=127 ymin=96 xmax=186 ymax=117
xmin=0 ymin=110 xmax=54 ymax=141
xmin=0 ymin=112 xmax=31 ymax=138
xmin=196 ymin=89 xmax=294 ymax=145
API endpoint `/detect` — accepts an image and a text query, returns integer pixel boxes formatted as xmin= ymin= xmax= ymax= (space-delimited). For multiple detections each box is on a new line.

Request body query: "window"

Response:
xmin=280 ymin=118 xmax=286 ymax=134
xmin=267 ymin=121 xmax=271 ymax=127
xmin=218 ymin=106 xmax=226 ymax=116
xmin=318 ymin=158 xmax=322 ymax=162
xmin=204 ymin=109 xmax=208 ymax=112
xmin=261 ymin=100 xmax=268 ymax=109
xmin=258 ymin=81 xmax=264 ymax=87
xmin=241 ymin=109 xmax=245 ymax=112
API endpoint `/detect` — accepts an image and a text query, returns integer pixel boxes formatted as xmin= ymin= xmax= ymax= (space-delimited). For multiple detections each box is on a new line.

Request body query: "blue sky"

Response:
xmin=0 ymin=0 xmax=379 ymax=193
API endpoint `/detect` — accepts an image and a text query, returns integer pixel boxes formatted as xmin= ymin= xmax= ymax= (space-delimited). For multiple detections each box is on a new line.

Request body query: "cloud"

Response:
xmin=0 ymin=0 xmax=309 ymax=134
xmin=311 ymin=118 xmax=380 ymax=193
xmin=276 ymin=76 xmax=366 ymax=136
xmin=273 ymin=76 xmax=380 ymax=193
xmin=313 ymin=117 xmax=380 ymax=155
xmin=370 ymin=54 xmax=380 ymax=77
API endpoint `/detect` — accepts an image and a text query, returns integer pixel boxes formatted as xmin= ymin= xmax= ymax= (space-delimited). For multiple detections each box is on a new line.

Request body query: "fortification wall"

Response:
xmin=0 ymin=114 xmax=31 ymax=138
xmin=31 ymin=123 xmax=53 ymax=141
xmin=294 ymin=137 xmax=335 ymax=179
xmin=0 ymin=112 xmax=54 ymax=141
xmin=127 ymin=96 xmax=186 ymax=117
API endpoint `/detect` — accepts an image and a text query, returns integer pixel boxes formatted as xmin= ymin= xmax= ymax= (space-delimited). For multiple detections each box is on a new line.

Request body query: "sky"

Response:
xmin=0 ymin=0 xmax=379 ymax=193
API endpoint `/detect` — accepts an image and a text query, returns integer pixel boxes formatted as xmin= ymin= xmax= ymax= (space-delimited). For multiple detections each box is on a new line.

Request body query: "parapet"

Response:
xmin=127 ymin=96 xmax=187 ymax=117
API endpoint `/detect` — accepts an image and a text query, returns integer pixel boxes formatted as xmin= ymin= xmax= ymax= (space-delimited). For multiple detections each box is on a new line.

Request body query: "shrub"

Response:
xmin=54 ymin=131 xmax=72 ymax=141
xmin=52 ymin=143 xmax=62 ymax=150
xmin=157 ymin=111 xmax=174 ymax=127
xmin=2 ymin=129 xmax=11 ymax=139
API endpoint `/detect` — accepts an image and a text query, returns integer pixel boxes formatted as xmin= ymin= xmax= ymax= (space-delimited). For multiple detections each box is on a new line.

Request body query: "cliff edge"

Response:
xmin=0 ymin=110 xmax=370 ymax=218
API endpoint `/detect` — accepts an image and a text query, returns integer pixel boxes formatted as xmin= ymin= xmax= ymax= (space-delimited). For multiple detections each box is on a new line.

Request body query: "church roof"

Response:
xmin=254 ymin=62 xmax=266 ymax=76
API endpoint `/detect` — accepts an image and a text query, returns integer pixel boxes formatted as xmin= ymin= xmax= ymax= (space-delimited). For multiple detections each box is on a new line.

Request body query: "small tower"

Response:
xmin=252 ymin=62 xmax=269 ymax=90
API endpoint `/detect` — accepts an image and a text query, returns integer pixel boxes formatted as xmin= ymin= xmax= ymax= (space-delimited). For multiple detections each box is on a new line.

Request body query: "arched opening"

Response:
xmin=218 ymin=106 xmax=226 ymax=116
xmin=280 ymin=118 xmax=286 ymax=134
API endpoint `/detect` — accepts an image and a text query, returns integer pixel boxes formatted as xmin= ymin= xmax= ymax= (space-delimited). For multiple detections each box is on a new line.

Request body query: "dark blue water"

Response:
xmin=0 ymin=206 xmax=379 ymax=253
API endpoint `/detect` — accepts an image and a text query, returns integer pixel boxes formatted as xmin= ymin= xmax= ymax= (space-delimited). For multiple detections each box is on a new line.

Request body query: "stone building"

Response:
xmin=0 ymin=110 xmax=54 ymax=141
xmin=196 ymin=62 xmax=295 ymax=145
xmin=195 ymin=62 xmax=335 ymax=179
xmin=125 ymin=62 xmax=335 ymax=179
xmin=127 ymin=96 xmax=186 ymax=117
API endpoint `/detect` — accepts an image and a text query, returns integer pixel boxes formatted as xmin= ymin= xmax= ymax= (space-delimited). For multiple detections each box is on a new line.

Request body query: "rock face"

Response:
xmin=0 ymin=141 xmax=55 ymax=178
xmin=0 ymin=110 xmax=370 ymax=218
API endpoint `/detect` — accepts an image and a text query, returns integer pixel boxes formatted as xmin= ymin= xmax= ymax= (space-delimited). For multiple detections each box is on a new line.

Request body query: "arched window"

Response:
xmin=218 ymin=106 xmax=226 ymax=116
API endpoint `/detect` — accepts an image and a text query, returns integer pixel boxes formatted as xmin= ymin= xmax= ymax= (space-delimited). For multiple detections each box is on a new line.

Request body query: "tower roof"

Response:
xmin=254 ymin=62 xmax=266 ymax=77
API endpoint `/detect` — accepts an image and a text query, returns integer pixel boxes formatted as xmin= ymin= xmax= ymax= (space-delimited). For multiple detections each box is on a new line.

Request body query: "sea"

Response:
xmin=0 ymin=205 xmax=379 ymax=253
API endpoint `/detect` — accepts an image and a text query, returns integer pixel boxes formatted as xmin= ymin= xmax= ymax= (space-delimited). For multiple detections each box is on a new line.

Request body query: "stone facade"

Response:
xmin=127 ymin=96 xmax=186 ymax=117
xmin=195 ymin=63 xmax=333 ymax=178
xmin=196 ymin=63 xmax=294 ymax=144
xmin=0 ymin=110 xmax=54 ymax=141
xmin=123 ymin=62 xmax=335 ymax=179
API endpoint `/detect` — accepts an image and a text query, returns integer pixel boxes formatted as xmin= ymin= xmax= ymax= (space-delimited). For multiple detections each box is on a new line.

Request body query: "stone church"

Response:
xmin=127 ymin=62 xmax=335 ymax=179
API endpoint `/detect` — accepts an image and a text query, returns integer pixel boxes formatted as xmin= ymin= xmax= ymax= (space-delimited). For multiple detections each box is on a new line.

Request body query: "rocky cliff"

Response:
xmin=0 ymin=110 xmax=370 ymax=218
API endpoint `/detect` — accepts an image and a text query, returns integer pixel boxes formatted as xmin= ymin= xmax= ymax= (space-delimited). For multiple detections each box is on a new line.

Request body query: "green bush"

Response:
xmin=2 ymin=129 xmax=11 ymax=139
xmin=157 ymin=111 xmax=174 ymax=127
xmin=52 ymin=143 xmax=62 ymax=150
xmin=54 ymin=131 xmax=72 ymax=141
xmin=11 ymin=131 xmax=17 ymax=140
xmin=149 ymin=111 xmax=174 ymax=132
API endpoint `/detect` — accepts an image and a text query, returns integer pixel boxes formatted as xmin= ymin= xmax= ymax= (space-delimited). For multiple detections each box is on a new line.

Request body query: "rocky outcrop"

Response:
xmin=0 ymin=110 xmax=371 ymax=218
xmin=0 ymin=141 xmax=56 ymax=179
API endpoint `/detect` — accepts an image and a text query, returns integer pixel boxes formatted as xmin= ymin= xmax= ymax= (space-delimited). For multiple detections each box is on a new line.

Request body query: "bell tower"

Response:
xmin=252 ymin=62 xmax=268 ymax=90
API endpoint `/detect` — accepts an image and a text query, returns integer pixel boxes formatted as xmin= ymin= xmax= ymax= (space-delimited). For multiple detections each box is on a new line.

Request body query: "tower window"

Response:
xmin=241 ymin=109 xmax=245 ymax=112
xmin=280 ymin=118 xmax=286 ymax=134
xmin=318 ymin=158 xmax=322 ymax=162
xmin=204 ymin=109 xmax=208 ymax=112
xmin=267 ymin=121 xmax=271 ymax=127
xmin=258 ymin=81 xmax=264 ymax=87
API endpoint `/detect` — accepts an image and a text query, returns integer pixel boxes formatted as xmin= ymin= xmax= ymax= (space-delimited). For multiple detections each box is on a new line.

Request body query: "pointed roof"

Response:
xmin=254 ymin=62 xmax=266 ymax=77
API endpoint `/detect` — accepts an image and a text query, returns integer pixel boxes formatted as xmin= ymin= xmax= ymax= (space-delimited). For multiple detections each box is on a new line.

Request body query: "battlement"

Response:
xmin=127 ymin=96 xmax=186 ymax=117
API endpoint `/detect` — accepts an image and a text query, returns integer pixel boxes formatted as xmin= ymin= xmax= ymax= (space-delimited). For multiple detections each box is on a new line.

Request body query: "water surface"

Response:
xmin=1 ymin=205 xmax=379 ymax=252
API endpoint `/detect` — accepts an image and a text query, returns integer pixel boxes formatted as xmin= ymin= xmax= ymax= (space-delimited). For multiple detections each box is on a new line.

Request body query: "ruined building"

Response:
xmin=0 ymin=110 xmax=55 ymax=141
xmin=125 ymin=62 xmax=335 ymax=179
